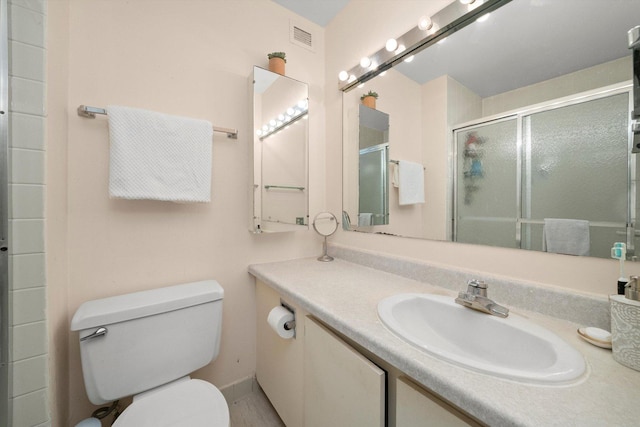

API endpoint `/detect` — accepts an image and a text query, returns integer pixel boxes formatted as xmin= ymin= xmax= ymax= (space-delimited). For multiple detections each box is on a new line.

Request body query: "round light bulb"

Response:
xmin=269 ymin=119 xmax=276 ymax=126
xmin=357 ymin=83 xmax=365 ymax=89
xmin=385 ymin=38 xmax=398 ymax=52
xmin=360 ymin=56 xmax=371 ymax=68
xmin=379 ymin=71 xmax=387 ymax=77
xmin=418 ymin=16 xmax=433 ymax=31
xmin=298 ymin=99 xmax=308 ymax=109
xmin=278 ymin=114 xmax=285 ymax=121
xmin=276 ymin=121 xmax=283 ymax=126
xmin=404 ymin=55 xmax=415 ymax=63
xmin=338 ymin=70 xmax=349 ymax=81
xmin=348 ymin=74 xmax=357 ymax=83
xmin=256 ymin=130 xmax=262 ymax=136
xmin=476 ymin=13 xmax=490 ymax=22
xmin=395 ymin=44 xmax=406 ymax=55
xmin=262 ymin=124 xmax=268 ymax=131
xmin=287 ymin=107 xmax=295 ymax=116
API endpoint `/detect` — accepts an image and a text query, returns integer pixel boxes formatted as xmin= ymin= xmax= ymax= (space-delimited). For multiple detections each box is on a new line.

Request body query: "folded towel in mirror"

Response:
xmin=543 ymin=218 xmax=590 ymax=256
xmin=398 ymin=160 xmax=425 ymax=205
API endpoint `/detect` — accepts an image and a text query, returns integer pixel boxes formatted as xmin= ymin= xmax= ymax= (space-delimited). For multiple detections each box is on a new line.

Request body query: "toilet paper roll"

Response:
xmin=268 ymin=306 xmax=295 ymax=339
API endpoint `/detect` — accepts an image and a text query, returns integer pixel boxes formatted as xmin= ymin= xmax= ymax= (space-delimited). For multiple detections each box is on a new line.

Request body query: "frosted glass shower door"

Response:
xmin=359 ymin=144 xmax=389 ymax=226
xmin=521 ymin=92 xmax=630 ymax=257
xmin=454 ymin=118 xmax=518 ymax=248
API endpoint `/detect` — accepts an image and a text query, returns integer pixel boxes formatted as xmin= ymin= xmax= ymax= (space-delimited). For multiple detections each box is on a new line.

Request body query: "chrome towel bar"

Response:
xmin=77 ymin=104 xmax=238 ymax=139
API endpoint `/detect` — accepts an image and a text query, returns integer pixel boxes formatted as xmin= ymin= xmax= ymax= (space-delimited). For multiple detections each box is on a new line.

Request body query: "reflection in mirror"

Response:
xmin=358 ymin=105 xmax=389 ymax=226
xmin=342 ymin=0 xmax=639 ymax=260
xmin=251 ymin=66 xmax=309 ymax=233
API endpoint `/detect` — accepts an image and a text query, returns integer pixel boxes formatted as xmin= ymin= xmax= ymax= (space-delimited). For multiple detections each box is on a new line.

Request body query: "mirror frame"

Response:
xmin=251 ymin=66 xmax=309 ymax=234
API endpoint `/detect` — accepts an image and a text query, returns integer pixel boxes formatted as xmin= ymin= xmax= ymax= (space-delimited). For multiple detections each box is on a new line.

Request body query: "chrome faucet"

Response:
xmin=455 ymin=279 xmax=509 ymax=318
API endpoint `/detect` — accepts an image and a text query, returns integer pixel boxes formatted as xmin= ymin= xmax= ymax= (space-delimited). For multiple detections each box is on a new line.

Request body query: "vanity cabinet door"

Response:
xmin=304 ymin=316 xmax=385 ymax=427
xmin=396 ymin=376 xmax=483 ymax=427
xmin=256 ymin=281 xmax=305 ymax=427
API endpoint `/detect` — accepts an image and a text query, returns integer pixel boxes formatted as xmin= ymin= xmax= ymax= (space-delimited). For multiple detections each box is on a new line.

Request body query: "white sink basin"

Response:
xmin=378 ymin=293 xmax=586 ymax=385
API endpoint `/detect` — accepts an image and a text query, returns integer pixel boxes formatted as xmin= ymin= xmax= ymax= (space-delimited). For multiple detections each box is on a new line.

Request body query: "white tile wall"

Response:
xmin=7 ymin=0 xmax=49 ymax=425
xmin=11 ymin=113 xmax=45 ymax=150
xmin=11 ymin=185 xmax=44 ymax=219
xmin=10 ymin=42 xmax=45 ymax=82
xmin=11 ymin=389 xmax=49 ymax=427
xmin=10 ymin=254 xmax=46 ymax=290
xmin=11 ymin=355 xmax=48 ymax=397
xmin=10 ymin=77 xmax=45 ymax=115
xmin=11 ymin=322 xmax=47 ymax=361
xmin=10 ymin=148 xmax=45 ymax=184
xmin=11 ymin=288 xmax=46 ymax=325
xmin=10 ymin=219 xmax=45 ymax=254
xmin=9 ymin=4 xmax=45 ymax=47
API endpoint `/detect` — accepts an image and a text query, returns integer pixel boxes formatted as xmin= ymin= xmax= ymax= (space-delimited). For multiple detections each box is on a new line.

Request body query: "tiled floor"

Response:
xmin=229 ymin=386 xmax=285 ymax=427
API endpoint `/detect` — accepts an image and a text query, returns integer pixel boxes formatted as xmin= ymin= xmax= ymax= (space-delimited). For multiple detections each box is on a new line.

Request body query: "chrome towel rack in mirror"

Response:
xmin=77 ymin=105 xmax=238 ymax=139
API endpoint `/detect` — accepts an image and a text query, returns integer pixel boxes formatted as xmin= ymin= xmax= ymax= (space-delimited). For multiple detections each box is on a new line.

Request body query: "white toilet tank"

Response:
xmin=71 ymin=280 xmax=224 ymax=405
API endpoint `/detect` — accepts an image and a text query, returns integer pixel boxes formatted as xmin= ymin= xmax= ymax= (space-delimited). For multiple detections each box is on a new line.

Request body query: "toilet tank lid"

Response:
xmin=71 ymin=280 xmax=223 ymax=331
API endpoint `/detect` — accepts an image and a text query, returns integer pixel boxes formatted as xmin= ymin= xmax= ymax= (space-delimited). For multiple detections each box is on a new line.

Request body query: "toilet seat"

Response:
xmin=113 ymin=379 xmax=229 ymax=427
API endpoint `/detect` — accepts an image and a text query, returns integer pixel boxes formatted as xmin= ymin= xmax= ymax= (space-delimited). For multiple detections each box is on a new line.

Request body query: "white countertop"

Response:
xmin=249 ymin=257 xmax=640 ymax=427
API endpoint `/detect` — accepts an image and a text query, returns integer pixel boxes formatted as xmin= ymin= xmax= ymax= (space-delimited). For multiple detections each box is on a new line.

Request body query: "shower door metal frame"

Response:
xmin=452 ymin=82 xmax=634 ymax=254
xmin=0 ymin=0 xmax=9 ymax=423
xmin=451 ymin=114 xmax=518 ymax=244
xmin=358 ymin=143 xmax=390 ymax=225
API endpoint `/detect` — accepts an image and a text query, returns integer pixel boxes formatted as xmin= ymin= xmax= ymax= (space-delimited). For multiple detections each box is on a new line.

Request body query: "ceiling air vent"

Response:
xmin=290 ymin=21 xmax=315 ymax=52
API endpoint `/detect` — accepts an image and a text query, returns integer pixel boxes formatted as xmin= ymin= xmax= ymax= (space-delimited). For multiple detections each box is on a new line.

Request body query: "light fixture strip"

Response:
xmin=338 ymin=0 xmax=511 ymax=92
xmin=259 ymin=109 xmax=308 ymax=141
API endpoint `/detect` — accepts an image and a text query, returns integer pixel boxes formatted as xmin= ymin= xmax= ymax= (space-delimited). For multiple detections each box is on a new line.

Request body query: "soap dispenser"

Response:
xmin=625 ymin=276 xmax=640 ymax=301
xmin=610 ymin=275 xmax=640 ymax=371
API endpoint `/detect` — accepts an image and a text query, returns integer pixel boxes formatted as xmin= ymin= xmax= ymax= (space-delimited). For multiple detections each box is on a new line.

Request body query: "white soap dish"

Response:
xmin=577 ymin=327 xmax=612 ymax=349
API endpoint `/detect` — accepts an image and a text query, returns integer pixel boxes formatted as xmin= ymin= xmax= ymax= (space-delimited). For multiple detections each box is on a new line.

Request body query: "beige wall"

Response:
xmin=48 ymin=0 xmax=326 ymax=425
xmin=325 ymin=0 xmax=640 ymax=296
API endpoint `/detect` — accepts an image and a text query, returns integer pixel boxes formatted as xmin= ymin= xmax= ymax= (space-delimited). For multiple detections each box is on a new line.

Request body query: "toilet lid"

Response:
xmin=113 ymin=379 xmax=229 ymax=427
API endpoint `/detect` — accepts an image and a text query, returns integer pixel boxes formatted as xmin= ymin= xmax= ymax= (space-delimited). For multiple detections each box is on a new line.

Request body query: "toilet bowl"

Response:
xmin=71 ymin=280 xmax=229 ymax=426
xmin=113 ymin=378 xmax=229 ymax=427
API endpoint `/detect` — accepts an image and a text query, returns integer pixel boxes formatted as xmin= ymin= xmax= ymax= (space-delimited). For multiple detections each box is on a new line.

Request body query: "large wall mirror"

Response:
xmin=342 ymin=0 xmax=640 ymax=260
xmin=252 ymin=66 xmax=309 ymax=233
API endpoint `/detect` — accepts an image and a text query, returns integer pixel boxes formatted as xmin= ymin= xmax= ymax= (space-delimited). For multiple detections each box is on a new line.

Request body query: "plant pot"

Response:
xmin=269 ymin=57 xmax=285 ymax=75
xmin=362 ymin=96 xmax=376 ymax=109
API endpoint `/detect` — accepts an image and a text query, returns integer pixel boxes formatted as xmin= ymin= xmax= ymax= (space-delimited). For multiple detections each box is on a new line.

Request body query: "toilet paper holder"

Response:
xmin=281 ymin=300 xmax=296 ymax=334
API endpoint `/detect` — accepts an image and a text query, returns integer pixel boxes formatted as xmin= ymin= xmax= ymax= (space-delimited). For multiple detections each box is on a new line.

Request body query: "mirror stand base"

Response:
xmin=317 ymin=254 xmax=334 ymax=262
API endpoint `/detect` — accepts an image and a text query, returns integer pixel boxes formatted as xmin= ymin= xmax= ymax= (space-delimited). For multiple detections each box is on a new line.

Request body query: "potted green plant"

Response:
xmin=361 ymin=90 xmax=379 ymax=109
xmin=268 ymin=51 xmax=286 ymax=75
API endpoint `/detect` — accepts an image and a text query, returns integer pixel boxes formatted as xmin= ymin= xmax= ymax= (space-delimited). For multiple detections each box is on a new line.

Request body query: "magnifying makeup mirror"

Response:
xmin=313 ymin=212 xmax=339 ymax=262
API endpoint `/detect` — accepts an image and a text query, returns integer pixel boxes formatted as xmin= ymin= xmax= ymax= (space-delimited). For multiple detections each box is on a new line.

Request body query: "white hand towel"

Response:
xmin=543 ymin=218 xmax=590 ymax=256
xmin=398 ymin=160 xmax=425 ymax=205
xmin=107 ymin=105 xmax=213 ymax=202
xmin=358 ymin=213 xmax=373 ymax=226
xmin=391 ymin=162 xmax=399 ymax=188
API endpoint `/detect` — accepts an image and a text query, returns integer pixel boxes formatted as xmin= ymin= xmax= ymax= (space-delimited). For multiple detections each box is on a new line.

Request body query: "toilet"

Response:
xmin=71 ymin=280 xmax=230 ymax=427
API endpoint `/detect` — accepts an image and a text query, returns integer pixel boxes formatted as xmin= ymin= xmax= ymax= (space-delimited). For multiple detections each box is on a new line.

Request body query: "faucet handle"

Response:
xmin=468 ymin=279 xmax=487 ymax=289
xmin=467 ymin=279 xmax=488 ymax=297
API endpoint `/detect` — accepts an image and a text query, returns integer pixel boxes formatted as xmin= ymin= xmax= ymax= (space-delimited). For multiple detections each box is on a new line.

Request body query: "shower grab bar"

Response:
xmin=77 ymin=105 xmax=238 ymax=139
xmin=264 ymin=185 xmax=305 ymax=191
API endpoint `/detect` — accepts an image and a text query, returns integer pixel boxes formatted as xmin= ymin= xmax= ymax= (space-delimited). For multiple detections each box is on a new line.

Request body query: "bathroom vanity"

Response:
xmin=250 ymin=249 xmax=640 ymax=426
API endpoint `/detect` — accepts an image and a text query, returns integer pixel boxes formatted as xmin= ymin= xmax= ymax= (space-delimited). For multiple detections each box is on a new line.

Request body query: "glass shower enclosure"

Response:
xmin=0 ymin=0 xmax=9 ymax=423
xmin=453 ymin=86 xmax=633 ymax=259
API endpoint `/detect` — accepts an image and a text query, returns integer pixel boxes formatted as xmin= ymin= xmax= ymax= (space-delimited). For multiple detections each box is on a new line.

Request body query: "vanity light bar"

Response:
xmin=258 ymin=100 xmax=308 ymax=141
xmin=338 ymin=0 xmax=511 ymax=92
